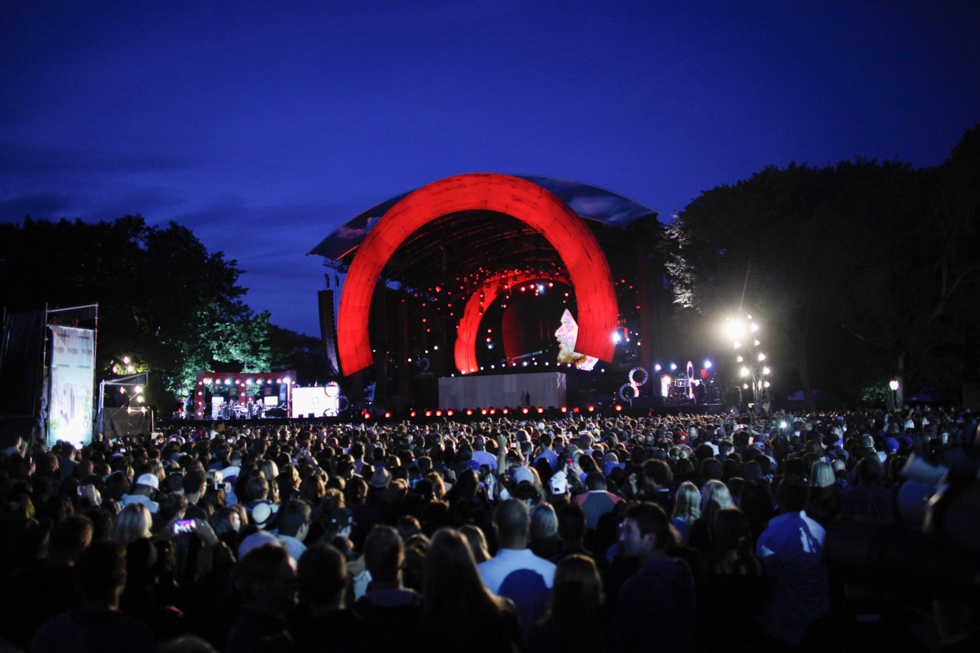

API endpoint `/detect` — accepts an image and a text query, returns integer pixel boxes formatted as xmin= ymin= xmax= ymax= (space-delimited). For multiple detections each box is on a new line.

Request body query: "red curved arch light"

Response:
xmin=337 ymin=173 xmax=619 ymax=375
xmin=454 ymin=269 xmax=570 ymax=374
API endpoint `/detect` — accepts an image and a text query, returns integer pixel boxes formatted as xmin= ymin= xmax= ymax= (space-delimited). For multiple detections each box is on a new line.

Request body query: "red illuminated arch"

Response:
xmin=454 ymin=270 xmax=570 ymax=374
xmin=337 ymin=173 xmax=618 ymax=375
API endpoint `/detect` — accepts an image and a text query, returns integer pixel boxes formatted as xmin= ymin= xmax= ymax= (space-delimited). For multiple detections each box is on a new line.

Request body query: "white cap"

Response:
xmin=135 ymin=473 xmax=159 ymax=489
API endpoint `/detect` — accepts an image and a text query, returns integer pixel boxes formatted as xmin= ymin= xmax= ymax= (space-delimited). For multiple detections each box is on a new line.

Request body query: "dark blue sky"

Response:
xmin=2 ymin=0 xmax=978 ymax=337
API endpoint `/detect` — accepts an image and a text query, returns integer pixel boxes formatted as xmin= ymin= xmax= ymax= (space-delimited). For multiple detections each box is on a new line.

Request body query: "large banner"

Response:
xmin=47 ymin=326 xmax=95 ymax=447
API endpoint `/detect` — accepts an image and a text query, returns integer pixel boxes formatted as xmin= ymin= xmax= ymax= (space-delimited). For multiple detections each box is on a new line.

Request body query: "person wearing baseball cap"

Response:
xmin=120 ymin=473 xmax=160 ymax=513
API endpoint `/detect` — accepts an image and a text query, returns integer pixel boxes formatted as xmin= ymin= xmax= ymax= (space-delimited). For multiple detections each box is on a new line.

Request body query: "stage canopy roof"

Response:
xmin=309 ymin=175 xmax=657 ymax=264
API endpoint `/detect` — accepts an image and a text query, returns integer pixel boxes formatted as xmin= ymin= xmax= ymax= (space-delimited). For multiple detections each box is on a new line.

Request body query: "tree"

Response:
xmin=0 ymin=216 xmax=270 ymax=413
xmin=825 ymin=126 xmax=980 ymax=404
xmin=663 ymin=128 xmax=980 ymax=408
xmin=662 ymin=162 xmax=844 ymax=408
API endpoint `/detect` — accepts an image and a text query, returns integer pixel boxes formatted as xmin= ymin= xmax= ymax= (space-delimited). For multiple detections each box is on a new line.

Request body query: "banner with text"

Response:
xmin=48 ymin=326 xmax=95 ymax=446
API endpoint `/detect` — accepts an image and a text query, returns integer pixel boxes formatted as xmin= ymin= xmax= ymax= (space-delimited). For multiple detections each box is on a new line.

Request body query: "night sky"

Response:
xmin=2 ymin=0 xmax=978 ymax=337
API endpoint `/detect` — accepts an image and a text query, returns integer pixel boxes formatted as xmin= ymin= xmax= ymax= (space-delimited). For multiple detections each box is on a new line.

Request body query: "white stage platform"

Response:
xmin=438 ymin=372 xmax=566 ymax=409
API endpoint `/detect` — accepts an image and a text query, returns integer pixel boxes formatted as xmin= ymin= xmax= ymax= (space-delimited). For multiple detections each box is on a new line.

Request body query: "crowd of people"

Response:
xmin=0 ymin=406 xmax=977 ymax=652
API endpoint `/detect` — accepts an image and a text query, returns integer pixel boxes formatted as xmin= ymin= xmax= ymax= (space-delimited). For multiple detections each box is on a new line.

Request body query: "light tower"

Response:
xmin=727 ymin=314 xmax=771 ymax=411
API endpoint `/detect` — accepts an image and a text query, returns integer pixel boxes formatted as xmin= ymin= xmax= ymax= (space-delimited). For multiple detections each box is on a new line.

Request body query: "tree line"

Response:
xmin=0 ymin=216 xmax=324 ymax=414
xmin=661 ymin=125 xmax=980 ymax=408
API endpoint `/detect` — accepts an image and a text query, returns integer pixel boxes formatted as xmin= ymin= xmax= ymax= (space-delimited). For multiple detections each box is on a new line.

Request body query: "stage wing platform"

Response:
xmin=439 ymin=372 xmax=566 ymax=410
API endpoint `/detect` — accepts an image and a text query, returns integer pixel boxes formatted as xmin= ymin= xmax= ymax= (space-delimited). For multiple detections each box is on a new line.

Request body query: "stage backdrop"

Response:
xmin=439 ymin=372 xmax=566 ymax=410
xmin=47 ymin=326 xmax=95 ymax=447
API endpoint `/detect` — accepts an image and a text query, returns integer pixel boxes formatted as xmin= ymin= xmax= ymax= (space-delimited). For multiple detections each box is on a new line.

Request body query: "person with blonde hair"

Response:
xmin=671 ymin=481 xmax=701 ymax=543
xmin=688 ymin=480 xmax=735 ymax=554
xmin=422 ymin=529 xmax=523 ymax=653
xmin=111 ymin=503 xmax=152 ymax=544
xmin=809 ymin=461 xmax=835 ymax=488
xmin=529 ymin=502 xmax=561 ymax=559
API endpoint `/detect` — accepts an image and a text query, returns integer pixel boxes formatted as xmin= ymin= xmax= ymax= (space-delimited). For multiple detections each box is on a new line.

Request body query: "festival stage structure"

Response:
xmin=309 ymin=173 xmax=681 ymax=413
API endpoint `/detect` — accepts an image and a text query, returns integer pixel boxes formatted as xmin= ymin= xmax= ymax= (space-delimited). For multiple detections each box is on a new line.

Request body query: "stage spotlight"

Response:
xmin=754 ymin=340 xmax=760 ymax=346
xmin=425 ymin=411 xmax=432 ymax=417
xmin=733 ymin=341 xmax=741 ymax=349
xmin=764 ymin=381 xmax=771 ymax=388
xmin=537 ymin=407 xmax=544 ymax=413
xmin=561 ymin=407 xmax=567 ymax=413
xmin=704 ymin=360 xmax=712 ymax=369
xmin=743 ymin=384 xmax=749 ymax=389
xmin=758 ymin=353 xmax=766 ymax=361
xmin=573 ymin=407 xmax=580 ymax=413
xmin=763 ymin=367 xmax=771 ymax=375
xmin=615 ymin=405 xmax=622 ymax=411
xmin=447 ymin=410 xmax=454 ymax=416
xmin=284 ymin=377 xmax=291 ymax=384
xmin=522 ymin=408 xmax=529 ymax=414
xmin=502 ymin=408 xmax=509 ymax=414
xmin=737 ymin=356 xmax=744 ymax=362
xmin=410 ymin=411 xmax=417 ymax=417
xmin=246 ymin=379 xmax=253 ymax=385
xmin=481 ymin=409 xmax=488 ymax=415
xmin=435 ymin=410 xmax=442 ymax=417
xmin=740 ymin=367 xmax=750 ymax=377
xmin=751 ymin=323 xmax=759 ymax=332
xmin=670 ymin=363 xmax=677 ymax=370
xmin=385 ymin=412 xmax=392 ymax=418
xmin=587 ymin=406 xmax=594 ymax=412
xmin=225 ymin=379 xmax=232 ymax=385
xmin=489 ymin=408 xmax=496 ymax=414
xmin=466 ymin=409 xmax=473 ymax=416
xmin=612 ymin=332 xmax=622 ymax=344
xmin=654 ymin=364 xmax=662 ymax=371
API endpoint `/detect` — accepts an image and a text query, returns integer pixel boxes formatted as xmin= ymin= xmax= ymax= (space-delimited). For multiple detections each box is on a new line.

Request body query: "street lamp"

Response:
xmin=889 ymin=379 xmax=899 ymax=409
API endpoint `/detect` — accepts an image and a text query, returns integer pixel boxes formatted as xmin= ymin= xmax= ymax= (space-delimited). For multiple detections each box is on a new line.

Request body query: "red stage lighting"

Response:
xmin=615 ymin=405 xmax=622 ymax=411
xmin=481 ymin=409 xmax=488 ymax=415
xmin=337 ymin=173 xmax=619 ymax=375
xmin=560 ymin=406 xmax=567 ymax=413
xmin=522 ymin=407 xmax=529 ymax=414
xmin=447 ymin=410 xmax=454 ymax=416
xmin=588 ymin=406 xmax=594 ymax=412
xmin=573 ymin=407 xmax=580 ymax=413
xmin=385 ymin=412 xmax=392 ymax=418
xmin=425 ymin=411 xmax=432 ymax=417
xmin=410 ymin=411 xmax=417 ymax=417
xmin=502 ymin=408 xmax=509 ymax=414
xmin=455 ymin=269 xmax=570 ymax=374
xmin=466 ymin=409 xmax=473 ymax=416
xmin=489 ymin=408 xmax=496 ymax=414
xmin=435 ymin=410 xmax=442 ymax=417
xmin=537 ymin=407 xmax=544 ymax=413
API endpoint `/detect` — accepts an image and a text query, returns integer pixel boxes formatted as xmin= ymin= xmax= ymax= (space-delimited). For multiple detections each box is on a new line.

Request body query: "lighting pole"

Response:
xmin=889 ymin=379 xmax=899 ymax=411
xmin=728 ymin=314 xmax=771 ymax=412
